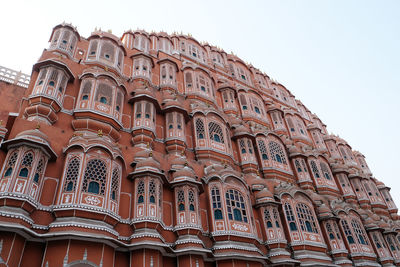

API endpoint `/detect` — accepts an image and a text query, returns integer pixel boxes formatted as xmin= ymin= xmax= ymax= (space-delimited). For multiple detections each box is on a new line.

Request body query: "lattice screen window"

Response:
xmin=284 ymin=203 xmax=297 ymax=231
xmin=3 ymin=150 xmax=18 ymax=177
xmin=116 ymin=91 xmax=123 ymax=112
xmin=189 ymin=190 xmax=195 ymax=211
xmin=82 ymin=159 xmax=107 ymax=195
xmin=320 ymin=162 xmax=332 ymax=180
xmin=81 ymin=80 xmax=92 ymax=101
xmin=333 ymin=222 xmax=341 ymax=239
xmin=341 ymin=219 xmax=355 ymax=244
xmin=60 ymin=31 xmax=70 ymax=50
xmin=137 ymin=180 xmax=145 ymax=203
xmin=326 ymin=222 xmax=335 ymax=239
xmin=88 ymin=40 xmax=98 ymax=57
xmin=100 ymin=42 xmax=115 ymax=62
xmin=195 ymin=118 xmax=205 ymax=140
xmin=149 ymin=180 xmax=156 ymax=203
xmin=239 ymin=139 xmax=246 ymax=154
xmin=294 ymin=159 xmax=302 ymax=173
xmin=135 ymin=102 xmax=142 ymax=118
xmin=287 ymin=117 xmax=295 ymax=132
xmin=272 ymin=208 xmax=280 ymax=227
xmin=364 ymin=182 xmax=372 ymax=196
xmin=177 ymin=190 xmax=185 ymax=211
xmin=52 ymin=30 xmax=60 ymax=46
xmin=268 ymin=141 xmax=287 ymax=164
xmin=48 ymin=69 xmax=59 ymax=87
xmin=310 ymin=160 xmax=320 ymax=178
xmin=351 ymin=219 xmax=369 ymax=245
xmin=264 ymin=208 xmax=273 ymax=228
xmin=95 ymin=82 xmax=113 ymax=105
xmin=111 ymin=168 xmax=119 ymax=201
xmin=239 ymin=94 xmax=248 ymax=110
xmin=296 ymin=203 xmax=318 ymax=233
xmin=257 ymin=139 xmax=268 ymax=160
xmin=37 ymin=69 xmax=48 ymax=86
xmin=185 ymin=72 xmax=193 ymax=89
xmin=373 ymin=233 xmax=382 ymax=248
xmin=18 ymin=152 xmax=33 ymax=178
xmin=63 ymin=157 xmax=80 ymax=192
xmin=301 ymin=159 xmax=308 ymax=172
xmin=211 ymin=187 xmax=223 ymax=220
xmin=208 ymin=122 xmax=224 ymax=143
xmin=33 ymin=157 xmax=45 ymax=184
xmin=225 ymin=189 xmax=247 ymax=223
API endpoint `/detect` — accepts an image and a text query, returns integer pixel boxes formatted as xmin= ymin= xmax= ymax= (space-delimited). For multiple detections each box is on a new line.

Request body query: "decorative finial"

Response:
xmin=35 ymin=123 xmax=40 ymax=129
xmin=184 ymin=161 xmax=188 ymax=167
xmin=181 ymin=150 xmax=185 ymax=156
xmin=97 ymin=129 xmax=103 ymax=137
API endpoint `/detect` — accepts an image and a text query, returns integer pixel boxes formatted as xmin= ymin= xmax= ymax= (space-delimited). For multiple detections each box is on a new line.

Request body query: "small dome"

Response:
xmin=255 ymin=188 xmax=274 ymax=204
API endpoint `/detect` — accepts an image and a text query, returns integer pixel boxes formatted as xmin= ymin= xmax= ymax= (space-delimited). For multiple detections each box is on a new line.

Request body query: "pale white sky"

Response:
xmin=1 ymin=1 xmax=399 ymax=206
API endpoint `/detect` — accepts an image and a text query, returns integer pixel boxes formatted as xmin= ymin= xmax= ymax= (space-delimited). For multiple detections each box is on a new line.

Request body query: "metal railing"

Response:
xmin=0 ymin=65 xmax=30 ymax=88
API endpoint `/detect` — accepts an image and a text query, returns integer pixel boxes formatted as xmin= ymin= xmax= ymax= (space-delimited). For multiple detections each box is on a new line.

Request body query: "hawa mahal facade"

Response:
xmin=0 ymin=23 xmax=398 ymax=267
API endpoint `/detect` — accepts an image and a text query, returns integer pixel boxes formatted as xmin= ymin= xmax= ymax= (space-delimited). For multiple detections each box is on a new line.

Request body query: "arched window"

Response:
xmin=81 ymin=80 xmax=92 ymax=101
xmin=195 ymin=118 xmax=205 ymax=139
xmin=177 ymin=190 xmax=185 ymax=211
xmin=211 ymin=187 xmax=223 ymax=220
xmin=226 ymin=189 xmax=247 ymax=223
xmin=209 ymin=122 xmax=224 ymax=143
xmin=268 ymin=141 xmax=287 ymax=164
xmin=296 ymin=203 xmax=318 ymax=233
xmin=189 ymin=190 xmax=195 ymax=211
xmin=372 ymin=233 xmax=382 ymax=248
xmin=195 ymin=118 xmax=208 ymax=139
xmin=320 ymin=162 xmax=332 ymax=180
xmin=149 ymin=179 xmax=156 ymax=203
xmin=351 ymin=219 xmax=368 ymax=245
xmin=95 ymin=83 xmax=113 ymax=106
xmin=273 ymin=208 xmax=280 ymax=227
xmin=326 ymin=222 xmax=335 ymax=240
xmin=100 ymin=42 xmax=115 ymax=62
xmin=295 ymin=159 xmax=302 ymax=173
xmin=257 ymin=139 xmax=268 ymax=160
xmin=110 ymin=168 xmax=119 ymax=201
xmin=137 ymin=180 xmax=145 ymax=203
xmin=89 ymin=40 xmax=98 ymax=56
xmin=284 ymin=203 xmax=297 ymax=231
xmin=185 ymin=72 xmax=193 ymax=89
xmin=63 ymin=157 xmax=80 ymax=192
xmin=33 ymin=157 xmax=44 ymax=184
xmin=2 ymin=151 xmax=18 ymax=178
xmin=18 ymin=152 xmax=33 ymax=178
xmin=82 ymin=159 xmax=107 ymax=196
xmin=386 ymin=235 xmax=399 ymax=251
xmin=310 ymin=160 xmax=320 ymax=178
xmin=341 ymin=219 xmax=355 ymax=244
xmin=264 ymin=209 xmax=273 ymax=228
xmin=239 ymin=94 xmax=248 ymax=110
xmin=287 ymin=117 xmax=295 ymax=132
xmin=239 ymin=139 xmax=246 ymax=154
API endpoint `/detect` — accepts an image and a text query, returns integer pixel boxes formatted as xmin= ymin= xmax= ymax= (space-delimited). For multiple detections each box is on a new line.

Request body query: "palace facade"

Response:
xmin=0 ymin=23 xmax=399 ymax=267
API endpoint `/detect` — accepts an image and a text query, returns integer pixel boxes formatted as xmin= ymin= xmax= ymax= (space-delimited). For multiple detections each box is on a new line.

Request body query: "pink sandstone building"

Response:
xmin=0 ymin=23 xmax=398 ymax=267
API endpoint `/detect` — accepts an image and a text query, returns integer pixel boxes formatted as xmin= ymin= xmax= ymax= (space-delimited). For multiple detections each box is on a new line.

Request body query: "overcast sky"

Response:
xmin=1 ymin=0 xmax=399 ymax=206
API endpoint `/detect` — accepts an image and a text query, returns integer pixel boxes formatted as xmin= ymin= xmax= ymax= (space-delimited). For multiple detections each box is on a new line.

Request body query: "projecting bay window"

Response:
xmin=49 ymin=27 xmax=78 ymax=57
xmin=86 ymin=39 xmax=124 ymax=72
xmin=32 ymin=66 xmax=69 ymax=105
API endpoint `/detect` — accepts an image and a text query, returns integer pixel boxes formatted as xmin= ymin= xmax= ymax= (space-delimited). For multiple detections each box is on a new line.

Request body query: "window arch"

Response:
xmin=208 ymin=122 xmax=224 ymax=143
xmin=149 ymin=179 xmax=156 ymax=203
xmin=351 ymin=219 xmax=368 ymax=245
xmin=18 ymin=152 xmax=33 ymax=178
xmin=177 ymin=190 xmax=185 ymax=211
xmin=211 ymin=187 xmax=223 ymax=220
xmin=82 ymin=159 xmax=107 ymax=195
xmin=320 ymin=162 xmax=332 ymax=180
xmin=110 ymin=168 xmax=120 ymax=201
xmin=33 ymin=157 xmax=45 ymax=184
xmin=310 ymin=160 xmax=320 ymax=178
xmin=225 ymin=189 xmax=248 ymax=222
xmin=268 ymin=141 xmax=287 ymax=164
xmin=188 ymin=190 xmax=195 ymax=211
xmin=284 ymin=202 xmax=297 ymax=231
xmin=257 ymin=139 xmax=269 ymax=160
xmin=295 ymin=203 xmax=318 ymax=233
xmin=341 ymin=219 xmax=355 ymax=244
xmin=2 ymin=150 xmax=18 ymax=178
xmin=137 ymin=180 xmax=145 ymax=203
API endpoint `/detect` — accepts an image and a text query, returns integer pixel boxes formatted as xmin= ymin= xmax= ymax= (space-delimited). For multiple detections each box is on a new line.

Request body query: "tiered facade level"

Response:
xmin=0 ymin=23 xmax=398 ymax=267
